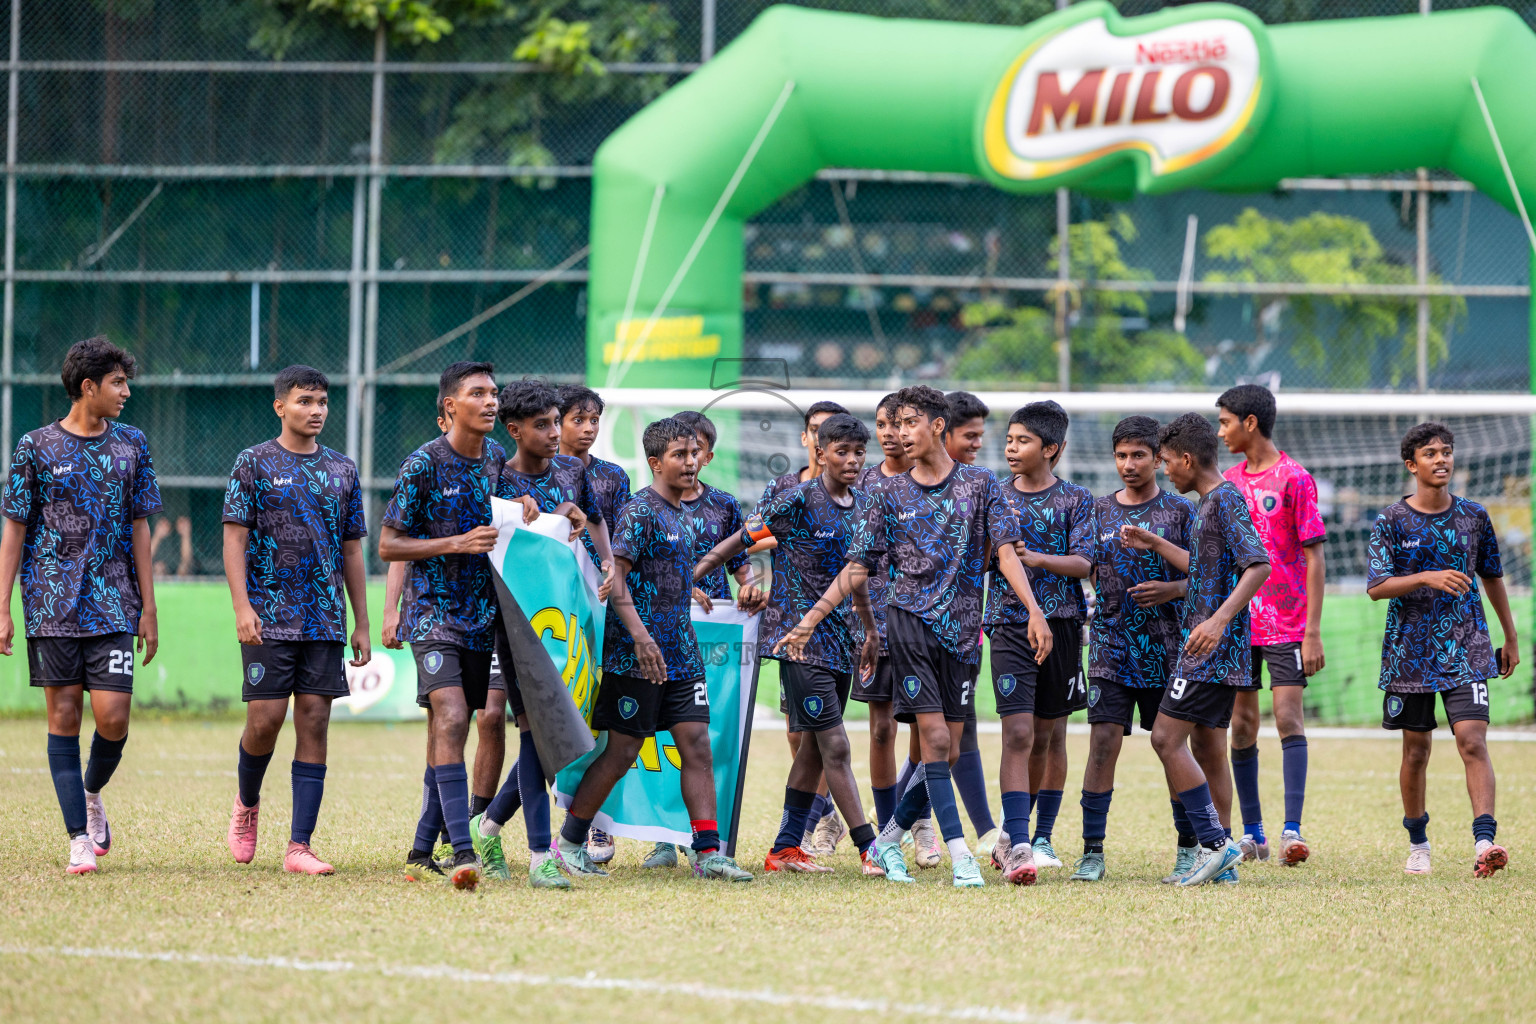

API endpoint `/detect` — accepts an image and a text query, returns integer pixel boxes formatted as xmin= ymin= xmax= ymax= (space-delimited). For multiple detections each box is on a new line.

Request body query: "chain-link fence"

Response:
xmin=7 ymin=0 xmax=1534 ymax=574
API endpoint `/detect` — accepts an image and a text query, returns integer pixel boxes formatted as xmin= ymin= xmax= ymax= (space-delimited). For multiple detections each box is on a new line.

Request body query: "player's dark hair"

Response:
xmin=1400 ymin=421 xmax=1454 ymax=463
xmin=61 ymin=335 xmax=136 ymax=401
xmin=804 ymin=400 xmax=849 ymax=429
xmin=875 ymin=391 xmax=902 ymax=419
xmin=1009 ymin=400 xmax=1070 ymax=455
xmin=674 ymin=410 xmax=717 ymax=451
xmin=1111 ymin=415 xmax=1161 ymax=453
xmin=1158 ymin=412 xmax=1219 ymax=469
xmin=1216 ymin=384 xmax=1277 ymax=438
xmin=892 ymin=385 xmax=949 ymax=429
xmin=643 ymin=416 xmax=696 ymax=460
xmin=816 ymin=413 xmax=870 ymax=448
xmin=557 ymin=383 xmax=604 ymax=418
xmin=438 ymin=360 xmax=495 ymax=418
xmin=274 ymin=364 xmax=329 ymax=399
xmin=944 ymin=390 xmax=989 ymax=436
xmin=497 ymin=377 xmax=560 ymax=426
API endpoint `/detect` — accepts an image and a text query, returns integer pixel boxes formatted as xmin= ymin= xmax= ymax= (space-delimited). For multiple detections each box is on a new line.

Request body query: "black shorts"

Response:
xmin=964 ymin=659 xmax=981 ymax=723
xmin=1382 ymin=682 xmax=1492 ymax=732
xmin=1157 ymin=675 xmax=1237 ymax=730
xmin=491 ymin=627 xmax=523 ymax=719
xmin=781 ymin=662 xmax=853 ymax=733
xmin=1250 ymin=642 xmax=1307 ymax=688
xmin=887 ymin=607 xmax=974 ymax=723
xmin=1034 ymin=618 xmax=1087 ymax=720
xmin=851 ymin=653 xmax=893 ymax=704
xmin=412 ymin=641 xmax=495 ymax=710
xmin=27 ymin=633 xmax=135 ymax=693
xmin=987 ymin=623 xmax=1040 ymax=718
xmin=593 ymin=672 xmax=710 ymax=738
xmin=1087 ymin=677 xmax=1163 ymax=735
xmin=241 ymin=640 xmax=348 ymax=702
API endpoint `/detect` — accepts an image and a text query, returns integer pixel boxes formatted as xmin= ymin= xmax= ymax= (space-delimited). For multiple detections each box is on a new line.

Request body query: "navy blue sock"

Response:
xmin=1231 ymin=743 xmax=1264 ymax=842
xmin=82 ymin=731 xmax=127 ymax=793
xmin=891 ymin=764 xmax=929 ymax=831
xmin=872 ymin=784 xmax=898 ymax=829
xmin=1472 ymin=814 xmax=1497 ymax=845
xmin=898 ymin=757 xmax=931 ymax=818
xmin=923 ymin=761 xmax=965 ymax=843
xmin=1001 ymin=790 xmax=1032 ymax=848
xmin=774 ymin=786 xmax=818 ymax=852
xmin=850 ymin=822 xmax=877 ymax=856
xmin=47 ymin=734 xmax=87 ymax=838
xmin=290 ymin=760 xmax=326 ymax=845
xmin=485 ymin=759 xmax=522 ymax=827
xmin=1081 ymin=788 xmax=1113 ymax=853
xmin=559 ymin=812 xmax=593 ymax=847
xmin=1281 ymin=735 xmax=1308 ymax=832
xmin=1172 ymin=799 xmax=1197 ymax=846
xmin=952 ymin=748 xmax=996 ymax=835
xmin=237 ymin=743 xmax=273 ymax=808
xmin=516 ymin=731 xmax=551 ymax=852
xmin=1177 ymin=783 xmax=1226 ymax=847
xmin=434 ymin=762 xmax=473 ymax=855
xmin=1403 ymin=812 xmax=1429 ymax=845
xmin=690 ymin=819 xmax=721 ymax=854
xmin=1032 ymin=789 xmax=1063 ymax=842
xmin=413 ymin=766 xmax=443 ymax=854
xmin=803 ymin=793 xmax=830 ymax=834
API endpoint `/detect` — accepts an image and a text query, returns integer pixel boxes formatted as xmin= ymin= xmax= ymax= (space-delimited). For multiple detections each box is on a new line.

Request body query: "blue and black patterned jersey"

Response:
xmin=849 ymin=462 xmax=1018 ymax=665
xmin=381 ymin=434 xmax=510 ymax=652
xmin=1089 ymin=490 xmax=1195 ymax=688
xmin=2 ymin=421 xmax=162 ymax=638
xmin=1367 ymin=496 xmax=1502 ymax=693
xmin=753 ymin=478 xmax=871 ymax=672
xmin=502 ymin=453 xmax=602 ymax=523
xmin=222 ymin=440 xmax=367 ymax=643
xmin=683 ymin=483 xmax=750 ymax=600
xmin=854 ymin=464 xmax=902 ymax=654
xmin=604 ymin=486 xmax=702 ymax=681
xmin=1175 ymin=483 xmax=1270 ymax=686
xmin=757 ymin=467 xmax=808 ymax=511
xmin=579 ymin=454 xmax=630 ymax=570
xmin=986 ymin=477 xmax=1095 ymax=626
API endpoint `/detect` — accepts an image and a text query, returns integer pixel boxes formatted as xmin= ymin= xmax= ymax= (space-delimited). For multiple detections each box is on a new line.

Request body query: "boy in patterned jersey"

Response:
xmin=222 ymin=365 xmax=371 ymax=876
xmin=695 ymin=414 xmax=886 ymax=877
xmin=1070 ymin=417 xmax=1195 ymax=883
xmin=987 ymin=401 xmax=1095 ymax=879
xmin=555 ymin=418 xmax=753 ymax=882
xmin=1123 ymin=413 xmax=1269 ymax=886
xmin=675 ymin=411 xmax=756 ymax=605
xmin=1368 ymin=422 xmax=1517 ymax=879
xmin=471 ymin=378 xmax=609 ymax=889
xmin=1217 ymin=384 xmax=1326 ymax=867
xmin=0 ymin=336 xmax=160 ymax=874
xmin=851 ymin=393 xmax=911 ymax=835
xmin=781 ymin=386 xmax=1051 ymax=888
xmin=554 ymin=383 xmax=631 ymax=864
xmin=380 ymin=361 xmax=519 ymax=891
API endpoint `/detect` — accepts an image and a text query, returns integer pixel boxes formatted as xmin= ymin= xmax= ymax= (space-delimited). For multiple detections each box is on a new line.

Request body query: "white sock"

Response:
xmin=530 ymin=848 xmax=552 ymax=868
xmin=878 ymin=819 xmax=904 ymax=846
xmin=557 ymin=835 xmax=583 ymax=858
xmin=1411 ymin=840 xmax=1431 ymax=851
xmin=1475 ymin=839 xmax=1492 ymax=855
xmin=946 ymin=837 xmax=971 ymax=863
xmin=479 ymin=818 xmax=502 ymax=838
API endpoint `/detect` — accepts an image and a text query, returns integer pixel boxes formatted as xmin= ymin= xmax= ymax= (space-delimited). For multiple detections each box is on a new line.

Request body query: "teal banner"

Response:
xmin=554 ymin=605 xmax=761 ymax=854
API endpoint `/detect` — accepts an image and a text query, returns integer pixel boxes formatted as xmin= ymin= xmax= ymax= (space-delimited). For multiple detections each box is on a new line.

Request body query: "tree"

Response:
xmin=954 ymin=212 xmax=1204 ymax=388
xmin=1202 ymin=208 xmax=1466 ymax=389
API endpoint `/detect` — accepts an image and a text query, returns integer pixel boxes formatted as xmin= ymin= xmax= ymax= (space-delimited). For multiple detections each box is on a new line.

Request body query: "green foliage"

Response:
xmin=1203 ymin=208 xmax=1467 ymax=389
xmin=955 ymin=213 xmax=1204 ymax=388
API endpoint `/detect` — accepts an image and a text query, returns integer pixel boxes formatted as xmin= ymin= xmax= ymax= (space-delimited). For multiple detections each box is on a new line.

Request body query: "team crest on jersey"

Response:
xmin=803 ymin=695 xmax=824 ymax=719
xmin=247 ymin=663 xmax=265 ymax=685
xmin=1257 ymin=489 xmax=1280 ymax=514
xmin=424 ymin=651 xmax=444 ymax=675
xmin=1088 ymin=683 xmax=1101 ymax=707
xmin=902 ymin=675 xmax=921 ymax=698
xmin=1387 ymin=695 xmax=1404 ymax=718
xmin=998 ymin=674 xmax=1017 ymax=697
xmin=618 ymin=696 xmax=640 ymax=720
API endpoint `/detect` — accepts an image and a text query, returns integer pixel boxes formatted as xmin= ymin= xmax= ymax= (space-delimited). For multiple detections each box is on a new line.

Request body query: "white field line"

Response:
xmin=0 ymin=945 xmax=1108 ymax=1024
xmin=780 ymin=720 xmax=1536 ymax=742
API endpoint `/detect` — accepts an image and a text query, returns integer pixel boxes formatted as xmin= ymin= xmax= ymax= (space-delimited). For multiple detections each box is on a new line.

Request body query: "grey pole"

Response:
xmin=3 ymin=0 xmax=20 ymax=472
xmin=360 ymin=26 xmax=385 ymax=512
xmin=346 ymin=172 xmax=366 ymax=463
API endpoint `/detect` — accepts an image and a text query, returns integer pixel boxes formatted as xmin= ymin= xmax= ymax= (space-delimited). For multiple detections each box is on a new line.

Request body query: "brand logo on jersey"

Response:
xmin=665 ymin=533 xmax=681 ymax=542
xmin=998 ymin=673 xmax=1017 ymax=697
xmin=1101 ymin=531 xmax=1118 ymax=543
xmin=442 ymin=487 xmax=461 ymax=497
xmin=52 ymin=463 xmax=74 ymax=474
xmin=618 ymin=695 xmax=639 ymax=720
xmin=1387 ymin=695 xmax=1404 ymax=718
xmin=1089 ymin=683 xmax=1101 ymax=706
xmin=247 ymin=663 xmax=265 ymax=685
xmin=803 ymin=695 xmax=824 ymax=718
xmin=271 ymin=475 xmax=295 ymax=487
xmin=1401 ymin=539 xmax=1421 ymax=549
xmin=813 ymin=529 xmax=838 ymax=539
xmin=423 ymin=651 xmax=444 ymax=675
xmin=897 ymin=511 xmax=917 ymax=522
xmin=902 ymin=675 xmax=921 ymax=698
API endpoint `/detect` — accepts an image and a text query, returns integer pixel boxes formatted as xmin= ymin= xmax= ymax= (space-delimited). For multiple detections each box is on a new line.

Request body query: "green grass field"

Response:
xmin=1 ymin=718 xmax=1532 ymax=1023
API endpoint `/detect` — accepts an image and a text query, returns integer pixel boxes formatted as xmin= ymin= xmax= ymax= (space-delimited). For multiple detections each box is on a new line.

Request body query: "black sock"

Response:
xmin=1085 ymin=840 xmax=1104 ymax=855
xmin=82 ymin=731 xmax=127 ymax=793
xmin=237 ymin=743 xmax=273 ymax=808
xmin=560 ymin=812 xmax=593 ymax=847
xmin=469 ymin=793 xmax=491 ymax=818
xmin=47 ymin=734 xmax=87 ymax=837
xmin=1403 ymin=812 xmax=1430 ymax=845
xmin=850 ymin=822 xmax=877 ymax=856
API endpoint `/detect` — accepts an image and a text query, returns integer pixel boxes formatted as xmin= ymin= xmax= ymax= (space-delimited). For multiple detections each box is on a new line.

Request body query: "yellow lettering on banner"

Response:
xmin=663 ymin=744 xmax=682 ymax=770
xmin=631 ymin=737 xmax=682 ymax=773
xmin=602 ymin=315 xmax=720 ymax=365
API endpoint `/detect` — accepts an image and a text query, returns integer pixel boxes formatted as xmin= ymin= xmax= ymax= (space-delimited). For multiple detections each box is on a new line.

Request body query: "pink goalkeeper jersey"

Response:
xmin=1223 ymin=452 xmax=1326 ymax=645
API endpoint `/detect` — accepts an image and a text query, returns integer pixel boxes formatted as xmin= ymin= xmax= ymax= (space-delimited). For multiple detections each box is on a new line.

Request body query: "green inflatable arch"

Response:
xmin=586 ymin=1 xmax=1536 ymax=388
